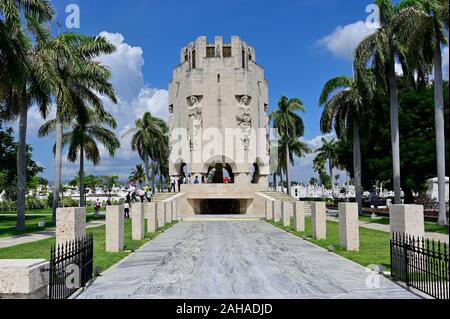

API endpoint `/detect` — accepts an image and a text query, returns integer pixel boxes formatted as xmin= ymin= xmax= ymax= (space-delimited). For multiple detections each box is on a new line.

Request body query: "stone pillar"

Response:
xmin=132 ymin=203 xmax=145 ymax=240
xmin=0 ymin=260 xmax=50 ymax=299
xmin=272 ymin=200 xmax=282 ymax=222
xmin=281 ymin=202 xmax=293 ymax=227
xmin=157 ymin=202 xmax=165 ymax=228
xmin=145 ymin=202 xmax=157 ymax=233
xmin=172 ymin=200 xmax=178 ymax=221
xmin=265 ymin=200 xmax=273 ymax=220
xmin=311 ymin=202 xmax=326 ymax=240
xmin=165 ymin=201 xmax=172 ymax=224
xmin=106 ymin=205 xmax=124 ymax=253
xmin=390 ymin=205 xmax=425 ymax=238
xmin=338 ymin=203 xmax=359 ymax=251
xmin=293 ymin=201 xmax=305 ymax=232
xmin=56 ymin=207 xmax=86 ymax=246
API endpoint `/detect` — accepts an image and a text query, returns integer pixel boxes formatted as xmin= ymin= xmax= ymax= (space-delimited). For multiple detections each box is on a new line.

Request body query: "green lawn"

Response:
xmin=359 ymin=215 xmax=449 ymax=234
xmin=268 ymin=217 xmax=393 ymax=270
xmin=0 ymin=219 xmax=177 ymax=273
xmin=0 ymin=208 xmax=105 ymax=238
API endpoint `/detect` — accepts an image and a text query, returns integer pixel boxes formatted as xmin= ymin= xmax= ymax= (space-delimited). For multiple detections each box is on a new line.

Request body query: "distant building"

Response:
xmin=426 ymin=177 xmax=449 ymax=202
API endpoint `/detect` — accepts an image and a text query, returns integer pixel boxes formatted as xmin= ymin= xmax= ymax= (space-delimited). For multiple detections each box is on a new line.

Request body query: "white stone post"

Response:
xmin=0 ymin=260 xmax=50 ymax=299
xmin=132 ymin=203 xmax=145 ymax=240
xmin=56 ymin=207 xmax=86 ymax=246
xmin=281 ymin=201 xmax=293 ymax=227
xmin=273 ymin=200 xmax=282 ymax=222
xmin=338 ymin=203 xmax=360 ymax=251
xmin=265 ymin=200 xmax=273 ymax=220
xmin=171 ymin=200 xmax=176 ymax=222
xmin=145 ymin=202 xmax=157 ymax=233
xmin=390 ymin=204 xmax=425 ymax=238
xmin=157 ymin=202 xmax=165 ymax=228
xmin=311 ymin=202 xmax=326 ymax=240
xmin=293 ymin=201 xmax=305 ymax=232
xmin=106 ymin=205 xmax=124 ymax=253
xmin=165 ymin=201 xmax=172 ymax=224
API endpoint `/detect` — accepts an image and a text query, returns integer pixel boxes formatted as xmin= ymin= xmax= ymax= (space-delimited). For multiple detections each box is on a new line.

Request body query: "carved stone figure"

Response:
xmin=239 ymin=95 xmax=251 ymax=106
xmin=188 ymin=96 xmax=202 ymax=151
xmin=237 ymin=111 xmax=252 ymax=150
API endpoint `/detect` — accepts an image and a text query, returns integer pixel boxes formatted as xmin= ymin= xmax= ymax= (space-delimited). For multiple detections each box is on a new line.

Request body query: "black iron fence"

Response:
xmin=49 ymin=234 xmax=94 ymax=299
xmin=390 ymin=232 xmax=449 ymax=299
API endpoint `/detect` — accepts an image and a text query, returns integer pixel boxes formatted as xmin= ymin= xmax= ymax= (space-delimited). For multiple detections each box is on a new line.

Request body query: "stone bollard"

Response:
xmin=56 ymin=207 xmax=86 ymax=247
xmin=293 ymin=201 xmax=305 ymax=232
xmin=273 ymin=200 xmax=282 ymax=222
xmin=132 ymin=203 xmax=145 ymax=240
xmin=165 ymin=201 xmax=172 ymax=224
xmin=172 ymin=200 xmax=177 ymax=221
xmin=156 ymin=202 xmax=165 ymax=228
xmin=0 ymin=260 xmax=50 ymax=299
xmin=106 ymin=205 xmax=124 ymax=252
xmin=281 ymin=202 xmax=293 ymax=227
xmin=146 ymin=202 xmax=157 ymax=233
xmin=311 ymin=202 xmax=326 ymax=240
xmin=265 ymin=200 xmax=274 ymax=220
xmin=390 ymin=204 xmax=425 ymax=238
xmin=338 ymin=203 xmax=359 ymax=251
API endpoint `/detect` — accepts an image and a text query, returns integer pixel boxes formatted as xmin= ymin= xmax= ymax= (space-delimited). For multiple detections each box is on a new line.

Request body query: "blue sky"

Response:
xmin=11 ymin=0 xmax=449 ymax=183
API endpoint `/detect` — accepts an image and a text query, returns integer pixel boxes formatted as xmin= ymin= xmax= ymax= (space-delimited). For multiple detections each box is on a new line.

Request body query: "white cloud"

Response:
xmin=318 ymin=20 xmax=378 ymax=60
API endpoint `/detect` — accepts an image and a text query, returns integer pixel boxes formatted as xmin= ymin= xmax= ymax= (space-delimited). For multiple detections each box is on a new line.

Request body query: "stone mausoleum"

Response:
xmin=168 ymin=36 xmax=272 ymax=215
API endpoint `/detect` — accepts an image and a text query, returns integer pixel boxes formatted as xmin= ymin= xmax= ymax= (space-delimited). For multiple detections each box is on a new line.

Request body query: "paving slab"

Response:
xmin=77 ymin=220 xmax=418 ymax=299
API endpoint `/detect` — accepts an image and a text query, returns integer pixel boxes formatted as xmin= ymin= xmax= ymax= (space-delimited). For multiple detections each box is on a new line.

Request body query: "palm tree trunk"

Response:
xmin=159 ymin=165 xmax=163 ymax=192
xmin=52 ymin=112 xmax=63 ymax=224
xmin=15 ymin=96 xmax=28 ymax=230
xmin=272 ymin=174 xmax=276 ymax=191
xmin=329 ymin=161 xmax=334 ymax=199
xmin=285 ymin=139 xmax=292 ymax=196
xmin=151 ymin=161 xmax=156 ymax=194
xmin=279 ymin=172 xmax=284 ymax=192
xmin=144 ymin=152 xmax=150 ymax=187
xmin=388 ymin=62 xmax=402 ymax=205
xmin=353 ymin=117 xmax=363 ymax=215
xmin=79 ymin=146 xmax=85 ymax=207
xmin=433 ymin=43 xmax=447 ymax=225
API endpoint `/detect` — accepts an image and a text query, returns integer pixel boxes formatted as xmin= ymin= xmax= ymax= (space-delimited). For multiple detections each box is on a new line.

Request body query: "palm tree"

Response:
xmin=400 ymin=0 xmax=449 ymax=223
xmin=123 ymin=112 xmax=165 ymax=191
xmin=270 ymin=96 xmax=306 ymax=196
xmin=37 ymin=32 xmax=117 ymax=223
xmin=40 ymin=109 xmax=120 ymax=207
xmin=319 ymin=76 xmax=373 ymax=214
xmin=354 ymin=0 xmax=411 ymax=204
xmin=129 ymin=164 xmax=145 ymax=188
xmin=0 ymin=2 xmax=54 ymax=230
xmin=278 ymin=137 xmax=312 ymax=184
xmin=315 ymin=137 xmax=338 ymax=186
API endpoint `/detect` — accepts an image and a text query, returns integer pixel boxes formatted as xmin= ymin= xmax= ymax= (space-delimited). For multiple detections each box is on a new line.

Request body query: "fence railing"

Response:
xmin=49 ymin=234 xmax=94 ymax=300
xmin=390 ymin=232 xmax=449 ymax=299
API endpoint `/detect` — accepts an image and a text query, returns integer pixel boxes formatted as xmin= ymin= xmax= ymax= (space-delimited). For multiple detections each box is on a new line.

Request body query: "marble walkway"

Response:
xmin=77 ymin=220 xmax=418 ymax=299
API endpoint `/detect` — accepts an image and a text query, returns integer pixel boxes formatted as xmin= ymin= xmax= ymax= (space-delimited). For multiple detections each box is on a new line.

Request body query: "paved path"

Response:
xmin=0 ymin=220 xmax=105 ymax=249
xmin=77 ymin=220 xmax=417 ymax=299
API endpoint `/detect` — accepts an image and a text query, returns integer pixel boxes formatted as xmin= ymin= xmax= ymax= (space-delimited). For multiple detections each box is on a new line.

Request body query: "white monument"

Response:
xmin=168 ymin=36 xmax=271 ymax=215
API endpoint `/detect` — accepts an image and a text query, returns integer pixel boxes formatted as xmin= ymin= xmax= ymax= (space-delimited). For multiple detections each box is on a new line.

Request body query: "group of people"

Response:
xmin=169 ymin=174 xmax=232 ymax=192
xmin=123 ymin=186 xmax=153 ymax=219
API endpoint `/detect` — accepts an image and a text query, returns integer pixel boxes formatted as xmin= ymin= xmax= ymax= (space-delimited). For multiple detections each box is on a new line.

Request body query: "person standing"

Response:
xmin=138 ymin=188 xmax=145 ymax=203
xmin=146 ymin=188 xmax=152 ymax=202
xmin=194 ymin=176 xmax=200 ymax=184
xmin=124 ymin=202 xmax=130 ymax=219
xmin=126 ymin=191 xmax=131 ymax=204
xmin=170 ymin=177 xmax=176 ymax=193
xmin=95 ymin=199 xmax=101 ymax=217
xmin=178 ymin=177 xmax=183 ymax=192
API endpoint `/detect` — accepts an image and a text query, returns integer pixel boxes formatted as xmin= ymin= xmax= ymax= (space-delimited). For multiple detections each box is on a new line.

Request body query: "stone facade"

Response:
xmin=338 ymin=203 xmax=359 ymax=251
xmin=311 ymin=202 xmax=326 ymax=240
xmin=390 ymin=205 xmax=425 ymax=238
xmin=0 ymin=260 xmax=49 ymax=299
xmin=56 ymin=207 xmax=86 ymax=246
xmin=106 ymin=205 xmax=124 ymax=253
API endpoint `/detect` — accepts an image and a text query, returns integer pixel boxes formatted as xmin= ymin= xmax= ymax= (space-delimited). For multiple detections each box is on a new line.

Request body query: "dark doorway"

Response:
xmin=201 ymin=199 xmax=240 ymax=214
